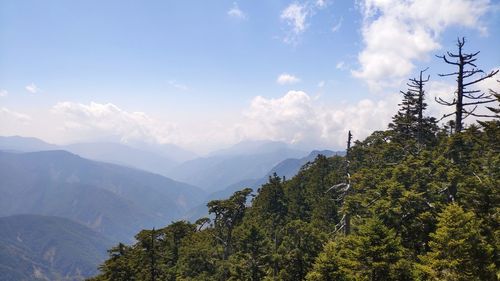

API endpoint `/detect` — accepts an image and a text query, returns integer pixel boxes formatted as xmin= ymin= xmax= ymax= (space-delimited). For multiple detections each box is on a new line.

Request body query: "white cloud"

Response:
xmin=25 ymin=83 xmax=40 ymax=94
xmin=51 ymin=102 xmax=179 ymax=144
xmin=331 ymin=17 xmax=343 ymax=32
xmin=277 ymin=73 xmax=301 ymax=85
xmin=227 ymin=2 xmax=246 ymax=19
xmin=336 ymin=61 xmax=345 ymax=70
xmin=281 ymin=3 xmax=309 ymax=44
xmin=0 ymin=107 xmax=31 ymax=123
xmin=168 ymin=80 xmax=189 ymax=91
xmin=0 ymin=89 xmax=8 ymax=97
xmin=353 ymin=0 xmax=491 ymax=91
xmin=317 ymin=81 xmax=326 ymax=88
xmin=237 ymin=90 xmax=399 ymax=148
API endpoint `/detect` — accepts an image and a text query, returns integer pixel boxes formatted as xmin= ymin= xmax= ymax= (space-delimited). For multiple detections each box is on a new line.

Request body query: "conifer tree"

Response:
xmin=307 ymin=218 xmax=411 ymax=281
xmin=389 ymin=68 xmax=437 ymax=145
xmin=436 ymin=37 xmax=499 ymax=133
xmin=484 ymin=80 xmax=500 ymax=119
xmin=417 ymin=204 xmax=496 ymax=281
xmin=229 ymin=223 xmax=270 ymax=281
xmin=207 ymin=188 xmax=252 ymax=279
xmin=251 ymin=174 xmax=287 ymax=279
xmin=96 ymin=243 xmax=135 ymax=281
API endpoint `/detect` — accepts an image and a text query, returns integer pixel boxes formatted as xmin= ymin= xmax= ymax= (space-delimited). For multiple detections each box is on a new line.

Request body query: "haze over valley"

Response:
xmin=0 ymin=0 xmax=499 ymax=280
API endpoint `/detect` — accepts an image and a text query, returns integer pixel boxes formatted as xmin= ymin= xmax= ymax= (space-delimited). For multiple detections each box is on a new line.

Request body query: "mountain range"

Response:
xmin=0 ymin=214 xmax=111 ymax=281
xmin=0 ymin=137 xmax=313 ymax=192
xmin=165 ymin=140 xmax=307 ymax=192
xmin=184 ymin=149 xmax=342 ymax=220
xmin=0 ymin=150 xmax=205 ymax=242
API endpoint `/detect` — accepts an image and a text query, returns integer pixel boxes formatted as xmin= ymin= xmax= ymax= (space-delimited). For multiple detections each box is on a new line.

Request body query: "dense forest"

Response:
xmin=89 ymin=39 xmax=499 ymax=281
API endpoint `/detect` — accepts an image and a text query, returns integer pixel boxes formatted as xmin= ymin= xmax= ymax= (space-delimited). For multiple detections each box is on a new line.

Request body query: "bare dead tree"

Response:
xmin=327 ymin=131 xmax=352 ymax=235
xmin=436 ymin=37 xmax=499 ymax=133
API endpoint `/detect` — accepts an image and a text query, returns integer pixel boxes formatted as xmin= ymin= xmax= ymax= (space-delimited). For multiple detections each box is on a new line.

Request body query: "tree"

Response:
xmin=436 ymin=37 xmax=499 ymax=133
xmin=484 ymin=80 xmax=500 ymax=119
xmin=389 ymin=68 xmax=437 ymax=145
xmin=327 ymin=131 xmax=353 ymax=235
xmin=229 ymin=223 xmax=270 ymax=281
xmin=251 ymin=174 xmax=287 ymax=279
xmin=95 ymin=243 xmax=135 ymax=281
xmin=133 ymin=228 xmax=160 ymax=281
xmin=307 ymin=218 xmax=412 ymax=281
xmin=207 ymin=188 xmax=252 ymax=279
xmin=277 ymin=220 xmax=325 ymax=281
xmin=177 ymin=229 xmax=218 ymax=281
xmin=417 ymin=204 xmax=496 ymax=281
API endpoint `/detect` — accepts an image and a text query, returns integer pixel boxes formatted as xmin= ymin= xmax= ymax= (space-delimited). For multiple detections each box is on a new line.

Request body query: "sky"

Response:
xmin=0 ymin=0 xmax=499 ymax=154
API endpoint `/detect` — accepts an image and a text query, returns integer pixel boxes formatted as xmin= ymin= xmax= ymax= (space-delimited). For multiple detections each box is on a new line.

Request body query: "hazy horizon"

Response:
xmin=1 ymin=0 xmax=499 ymax=154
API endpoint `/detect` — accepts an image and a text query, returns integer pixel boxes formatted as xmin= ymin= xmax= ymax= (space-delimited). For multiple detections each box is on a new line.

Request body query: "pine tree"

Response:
xmin=207 ymin=188 xmax=253 ymax=279
xmin=96 ymin=243 xmax=135 ymax=281
xmin=277 ymin=220 xmax=325 ymax=281
xmin=417 ymin=203 xmax=496 ymax=281
xmin=389 ymin=69 xmax=437 ymax=146
xmin=229 ymin=223 xmax=270 ymax=281
xmin=307 ymin=218 xmax=412 ymax=281
xmin=251 ymin=174 xmax=287 ymax=279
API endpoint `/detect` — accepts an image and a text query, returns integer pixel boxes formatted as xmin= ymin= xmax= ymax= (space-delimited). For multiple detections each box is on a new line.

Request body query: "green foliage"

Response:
xmin=416 ymin=203 xmax=496 ymax=281
xmin=307 ymin=218 xmax=412 ymax=281
xmin=91 ymin=96 xmax=499 ymax=281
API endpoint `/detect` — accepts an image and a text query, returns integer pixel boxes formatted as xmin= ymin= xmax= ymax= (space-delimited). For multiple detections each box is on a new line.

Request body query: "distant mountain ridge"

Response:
xmin=0 ymin=136 xmax=337 ymax=194
xmin=166 ymin=140 xmax=307 ymax=192
xmin=0 ymin=136 xmax=195 ymax=177
xmin=183 ymin=149 xmax=342 ymax=220
xmin=0 ymin=214 xmax=111 ymax=281
xmin=0 ymin=150 xmax=205 ymax=242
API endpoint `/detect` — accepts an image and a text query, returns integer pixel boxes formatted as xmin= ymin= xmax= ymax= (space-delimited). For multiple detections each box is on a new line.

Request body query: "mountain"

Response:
xmin=127 ymin=141 xmax=198 ymax=163
xmin=0 ymin=136 xmax=58 ymax=152
xmin=64 ymin=142 xmax=180 ymax=173
xmin=183 ymin=150 xmax=341 ymax=220
xmin=0 ymin=214 xmax=111 ymax=281
xmin=207 ymin=140 xmax=295 ymax=157
xmin=166 ymin=141 xmax=307 ymax=192
xmin=0 ymin=150 xmax=205 ymax=242
xmin=0 ymin=136 xmax=196 ymax=176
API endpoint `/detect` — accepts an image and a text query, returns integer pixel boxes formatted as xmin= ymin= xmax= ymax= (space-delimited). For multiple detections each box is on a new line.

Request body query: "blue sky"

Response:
xmin=1 ymin=0 xmax=499 ymax=153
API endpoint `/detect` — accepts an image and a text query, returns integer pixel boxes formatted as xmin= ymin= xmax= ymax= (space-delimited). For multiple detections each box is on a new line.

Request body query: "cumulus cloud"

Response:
xmin=0 ymin=89 xmax=7 ymax=97
xmin=237 ymin=90 xmax=399 ymax=148
xmin=227 ymin=2 xmax=246 ymax=19
xmin=25 ymin=83 xmax=40 ymax=94
xmin=277 ymin=73 xmax=301 ymax=85
xmin=353 ymin=0 xmax=491 ymax=91
xmin=51 ymin=102 xmax=178 ymax=144
xmin=336 ymin=61 xmax=345 ymax=70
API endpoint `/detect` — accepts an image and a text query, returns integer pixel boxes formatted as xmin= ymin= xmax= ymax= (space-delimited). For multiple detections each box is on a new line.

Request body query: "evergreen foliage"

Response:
xmin=90 ymin=41 xmax=499 ymax=281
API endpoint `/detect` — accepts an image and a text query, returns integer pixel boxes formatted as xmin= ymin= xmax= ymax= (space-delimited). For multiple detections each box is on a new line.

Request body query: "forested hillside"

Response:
xmin=89 ymin=40 xmax=499 ymax=281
